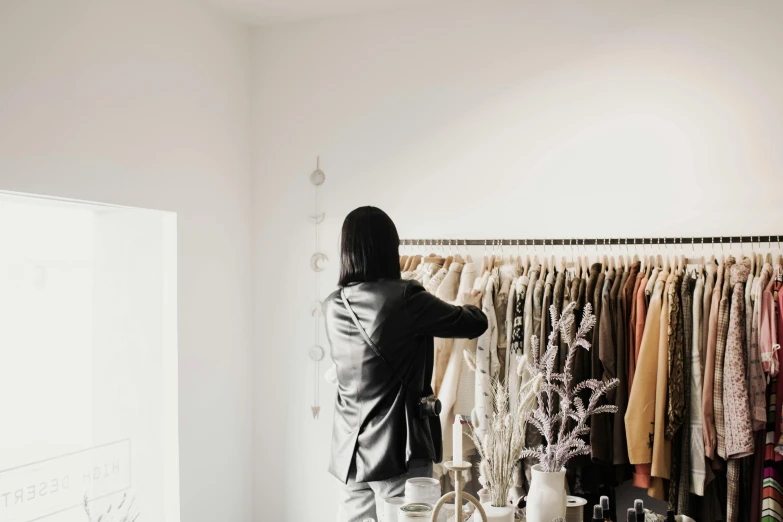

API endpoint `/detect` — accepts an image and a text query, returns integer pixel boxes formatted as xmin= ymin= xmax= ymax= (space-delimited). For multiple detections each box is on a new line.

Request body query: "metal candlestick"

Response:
xmin=430 ymin=461 xmax=487 ymax=522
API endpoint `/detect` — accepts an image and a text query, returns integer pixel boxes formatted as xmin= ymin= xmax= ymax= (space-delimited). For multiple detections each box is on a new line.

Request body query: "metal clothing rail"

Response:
xmin=400 ymin=235 xmax=783 ymax=247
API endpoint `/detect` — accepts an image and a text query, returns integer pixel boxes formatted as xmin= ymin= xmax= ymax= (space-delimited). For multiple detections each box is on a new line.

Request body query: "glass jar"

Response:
xmin=398 ymin=503 xmax=433 ymax=521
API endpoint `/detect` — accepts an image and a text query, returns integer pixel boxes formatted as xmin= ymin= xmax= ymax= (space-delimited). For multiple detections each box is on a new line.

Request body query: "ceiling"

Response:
xmin=199 ymin=0 xmax=449 ymax=26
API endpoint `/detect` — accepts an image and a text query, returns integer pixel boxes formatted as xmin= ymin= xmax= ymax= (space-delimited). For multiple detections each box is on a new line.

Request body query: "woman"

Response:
xmin=324 ymin=206 xmax=487 ymax=522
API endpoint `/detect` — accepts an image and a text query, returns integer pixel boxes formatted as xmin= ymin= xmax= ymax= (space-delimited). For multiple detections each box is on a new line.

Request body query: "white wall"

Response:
xmin=0 ymin=2 xmax=254 ymax=521
xmin=252 ymin=1 xmax=783 ymax=519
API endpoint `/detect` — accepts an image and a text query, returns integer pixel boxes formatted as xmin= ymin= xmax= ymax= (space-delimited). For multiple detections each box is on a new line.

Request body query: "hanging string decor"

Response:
xmin=309 ymin=157 xmax=326 ymax=420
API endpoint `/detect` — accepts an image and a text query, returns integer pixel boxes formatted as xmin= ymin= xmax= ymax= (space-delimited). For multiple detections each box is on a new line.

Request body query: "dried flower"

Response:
xmin=467 ymin=362 xmax=540 ymax=507
xmin=519 ymin=302 xmax=619 ymax=472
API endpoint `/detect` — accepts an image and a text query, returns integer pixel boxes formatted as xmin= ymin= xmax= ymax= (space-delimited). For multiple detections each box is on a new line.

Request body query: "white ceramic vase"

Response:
xmin=525 ymin=464 xmax=567 ymax=522
xmin=480 ymin=504 xmax=514 ymax=522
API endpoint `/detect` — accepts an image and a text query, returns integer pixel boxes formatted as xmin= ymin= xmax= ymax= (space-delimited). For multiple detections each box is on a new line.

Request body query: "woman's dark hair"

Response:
xmin=338 ymin=206 xmax=401 ymax=286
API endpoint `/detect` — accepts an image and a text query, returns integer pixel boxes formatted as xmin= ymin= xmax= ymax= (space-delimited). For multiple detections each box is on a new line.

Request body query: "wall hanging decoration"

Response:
xmin=309 ymin=157 xmax=326 ymax=419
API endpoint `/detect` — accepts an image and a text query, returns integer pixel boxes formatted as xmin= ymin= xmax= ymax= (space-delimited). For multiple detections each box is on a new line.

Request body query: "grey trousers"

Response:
xmin=336 ymin=459 xmax=433 ymax=522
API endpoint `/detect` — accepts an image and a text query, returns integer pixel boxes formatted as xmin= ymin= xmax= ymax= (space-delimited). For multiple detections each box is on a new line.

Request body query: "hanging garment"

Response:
xmin=754 ymin=267 xmax=780 ymax=522
xmin=507 ymin=274 xmax=528 ymax=413
xmin=615 ymin=262 xmax=639 ymax=470
xmin=522 ymin=263 xmax=541 ymax=384
xmin=552 ymin=269 xmax=566 ymax=369
xmin=702 ymin=261 xmax=717 ymax=366
xmin=626 ymin=269 xmax=667 ymax=489
xmin=593 ymin=267 xmax=616 ymax=465
xmin=532 ymin=269 xmax=546 ymax=356
xmin=630 ymin=272 xmax=649 ymax=395
xmin=539 ymin=269 xmax=555 ymax=358
xmin=746 ymin=266 xmax=756 ymax=373
xmin=646 ymin=267 xmax=660 ymax=304
xmin=565 ymin=265 xmax=598 ymax=494
xmin=471 ymin=270 xmax=497 ymax=442
xmin=746 ymin=262 xmax=767 ymax=432
xmin=726 ymin=459 xmax=741 ymax=522
xmin=431 ymin=262 xmax=464 ymax=394
xmin=575 ymin=264 xmax=599 ymax=388
xmin=666 ymin=272 xmax=686 ymax=440
xmin=674 ymin=275 xmax=694 ymax=514
xmin=649 ymin=271 xmax=674 ymax=501
xmin=436 ymin=262 xmax=476 ymax=462
xmin=715 ymin=257 xmax=736 ymax=460
xmin=623 ymin=262 xmax=641 ymax=391
xmin=420 ymin=260 xmax=443 ymax=286
xmin=503 ymin=281 xmax=516 ymax=383
xmin=425 ymin=266 xmax=448 ymax=294
xmin=760 ymin=264 xmax=780 ymax=376
xmin=561 ymin=274 xmax=584 ymax=374
xmin=690 ymin=273 xmax=707 ymax=496
xmin=453 ymin=262 xmax=481 ymax=417
xmin=471 ymin=272 xmax=497 ymax=437
xmin=496 ymin=264 xmax=520 ymax=381
xmin=559 ymin=272 xmax=576 ymax=372
xmin=723 ymin=260 xmax=754 ymax=522
xmin=508 ymin=274 xmax=527 ymax=490
xmin=761 ymin=376 xmax=783 ymax=521
xmin=525 ymin=265 xmax=548 ymax=481
xmin=703 ymin=259 xmax=726 ymax=459
xmin=724 ymin=259 xmax=754 ymax=459
xmin=778 ymin=278 xmax=783 ymax=454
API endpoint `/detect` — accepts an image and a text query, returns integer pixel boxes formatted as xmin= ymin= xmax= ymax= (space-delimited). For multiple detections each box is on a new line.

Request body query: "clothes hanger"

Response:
xmin=491 ymin=240 xmax=501 ymax=270
xmin=533 ymin=239 xmax=540 ymax=272
xmin=694 ymin=238 xmax=704 ymax=273
xmin=756 ymin=237 xmax=763 ymax=277
xmin=580 ymin=239 xmax=588 ymax=273
xmin=677 ymin=238 xmax=684 ymax=275
xmin=607 ymin=240 xmax=615 ymax=272
xmin=622 ymin=238 xmax=630 ymax=271
xmin=453 ymin=240 xmax=464 ymax=265
xmin=399 ymin=240 xmax=409 ymax=271
xmin=633 ymin=239 xmax=647 ymax=277
xmin=663 ymin=238 xmax=670 ymax=274
xmin=405 ymin=240 xmax=421 ymax=271
xmin=632 ymin=238 xmax=640 ymax=266
xmin=480 ymin=240 xmax=488 ymax=275
xmin=402 ymin=242 xmax=413 ymax=271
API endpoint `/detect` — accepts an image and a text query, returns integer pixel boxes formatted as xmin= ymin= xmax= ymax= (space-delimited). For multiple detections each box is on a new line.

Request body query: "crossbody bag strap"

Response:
xmin=341 ymin=287 xmax=407 ymax=389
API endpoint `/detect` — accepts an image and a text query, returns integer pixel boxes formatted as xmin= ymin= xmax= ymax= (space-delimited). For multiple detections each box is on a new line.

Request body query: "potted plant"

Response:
xmin=464 ymin=340 xmax=541 ymax=521
xmin=520 ymin=302 xmax=618 ymax=522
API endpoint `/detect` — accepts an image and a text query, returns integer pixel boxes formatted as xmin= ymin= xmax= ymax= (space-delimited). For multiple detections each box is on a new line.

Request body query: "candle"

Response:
xmin=453 ymin=415 xmax=463 ymax=466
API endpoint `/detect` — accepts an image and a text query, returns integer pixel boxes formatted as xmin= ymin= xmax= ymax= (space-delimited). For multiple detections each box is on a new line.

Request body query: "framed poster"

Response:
xmin=0 ymin=192 xmax=179 ymax=522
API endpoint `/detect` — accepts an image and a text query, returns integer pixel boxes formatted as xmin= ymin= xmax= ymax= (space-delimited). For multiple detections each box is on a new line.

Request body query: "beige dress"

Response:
xmin=649 ymin=271 xmax=673 ymax=500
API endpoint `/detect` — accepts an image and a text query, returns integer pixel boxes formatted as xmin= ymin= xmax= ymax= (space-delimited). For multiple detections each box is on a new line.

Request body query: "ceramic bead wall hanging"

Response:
xmin=309 ymin=157 xmax=326 ymax=419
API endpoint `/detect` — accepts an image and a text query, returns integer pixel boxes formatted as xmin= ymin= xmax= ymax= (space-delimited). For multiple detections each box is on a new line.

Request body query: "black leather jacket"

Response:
xmin=324 ymin=278 xmax=487 ymax=483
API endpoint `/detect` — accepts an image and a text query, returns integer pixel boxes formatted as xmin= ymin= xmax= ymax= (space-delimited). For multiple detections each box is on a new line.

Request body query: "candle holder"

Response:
xmin=430 ymin=461 xmax=487 ymax=522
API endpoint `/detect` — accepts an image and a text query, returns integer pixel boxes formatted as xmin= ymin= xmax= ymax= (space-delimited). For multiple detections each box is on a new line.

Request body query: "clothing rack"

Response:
xmin=400 ymin=235 xmax=783 ymax=247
